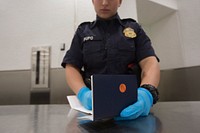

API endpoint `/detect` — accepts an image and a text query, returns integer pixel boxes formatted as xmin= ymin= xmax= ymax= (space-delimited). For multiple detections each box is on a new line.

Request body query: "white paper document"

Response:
xmin=67 ymin=95 xmax=92 ymax=114
xmin=67 ymin=95 xmax=93 ymax=120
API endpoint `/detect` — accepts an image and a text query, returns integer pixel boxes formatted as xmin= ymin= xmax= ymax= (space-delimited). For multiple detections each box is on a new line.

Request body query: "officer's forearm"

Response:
xmin=139 ymin=56 xmax=160 ymax=88
xmin=65 ymin=64 xmax=86 ymax=95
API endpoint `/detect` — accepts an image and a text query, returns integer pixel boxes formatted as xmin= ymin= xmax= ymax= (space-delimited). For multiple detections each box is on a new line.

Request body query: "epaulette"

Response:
xmin=121 ymin=18 xmax=137 ymax=22
xmin=79 ymin=21 xmax=97 ymax=28
xmin=78 ymin=20 xmax=96 ymax=29
xmin=79 ymin=21 xmax=91 ymax=27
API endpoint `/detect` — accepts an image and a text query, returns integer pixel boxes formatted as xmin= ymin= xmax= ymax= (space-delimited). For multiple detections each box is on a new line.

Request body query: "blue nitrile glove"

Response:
xmin=77 ymin=86 xmax=92 ymax=110
xmin=115 ymin=87 xmax=153 ymax=120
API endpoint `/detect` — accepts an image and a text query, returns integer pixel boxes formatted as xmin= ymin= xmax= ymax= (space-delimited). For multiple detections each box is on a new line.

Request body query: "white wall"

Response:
xmin=119 ymin=0 xmax=138 ymax=21
xmin=150 ymin=0 xmax=178 ymax=9
xmin=150 ymin=12 xmax=185 ymax=69
xmin=143 ymin=0 xmax=200 ymax=70
xmin=0 ymin=0 xmax=74 ymax=70
xmin=177 ymin=0 xmax=200 ymax=67
xmin=0 ymin=0 xmax=137 ymax=71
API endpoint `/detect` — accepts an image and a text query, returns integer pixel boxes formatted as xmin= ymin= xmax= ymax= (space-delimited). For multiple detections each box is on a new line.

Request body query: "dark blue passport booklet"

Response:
xmin=91 ymin=74 xmax=138 ymax=121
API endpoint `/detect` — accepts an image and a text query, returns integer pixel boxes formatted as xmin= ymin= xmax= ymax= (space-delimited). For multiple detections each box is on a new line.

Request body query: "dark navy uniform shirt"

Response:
xmin=62 ymin=14 xmax=158 ymax=83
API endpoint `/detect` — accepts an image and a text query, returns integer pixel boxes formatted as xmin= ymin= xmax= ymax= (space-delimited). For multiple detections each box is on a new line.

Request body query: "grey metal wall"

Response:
xmin=0 ymin=66 xmax=200 ymax=105
xmin=0 ymin=69 xmax=74 ymax=105
xmin=0 ymin=70 xmax=30 ymax=105
xmin=159 ymin=66 xmax=200 ymax=101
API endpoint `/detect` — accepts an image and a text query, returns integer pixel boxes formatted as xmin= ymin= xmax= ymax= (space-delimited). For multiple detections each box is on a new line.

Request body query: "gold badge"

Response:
xmin=123 ymin=27 xmax=136 ymax=38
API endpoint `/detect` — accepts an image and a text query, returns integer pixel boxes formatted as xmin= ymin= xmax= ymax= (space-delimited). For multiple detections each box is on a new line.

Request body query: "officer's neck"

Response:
xmin=97 ymin=13 xmax=118 ymax=21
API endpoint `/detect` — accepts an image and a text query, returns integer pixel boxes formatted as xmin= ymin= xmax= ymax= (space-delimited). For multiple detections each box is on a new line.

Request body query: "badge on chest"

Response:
xmin=123 ymin=27 xmax=137 ymax=38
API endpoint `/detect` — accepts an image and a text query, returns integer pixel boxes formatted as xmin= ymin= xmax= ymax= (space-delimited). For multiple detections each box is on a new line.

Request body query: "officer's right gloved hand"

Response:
xmin=77 ymin=86 xmax=92 ymax=110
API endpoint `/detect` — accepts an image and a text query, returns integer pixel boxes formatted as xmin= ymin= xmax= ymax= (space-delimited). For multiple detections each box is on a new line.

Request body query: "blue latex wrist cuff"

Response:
xmin=138 ymin=87 xmax=153 ymax=106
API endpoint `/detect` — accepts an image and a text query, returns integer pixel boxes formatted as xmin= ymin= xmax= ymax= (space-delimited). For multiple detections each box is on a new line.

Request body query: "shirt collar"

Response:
xmin=91 ymin=13 xmax=124 ymax=29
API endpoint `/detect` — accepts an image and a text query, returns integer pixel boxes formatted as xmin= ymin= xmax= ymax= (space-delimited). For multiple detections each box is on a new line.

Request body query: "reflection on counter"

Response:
xmin=78 ymin=114 xmax=162 ymax=133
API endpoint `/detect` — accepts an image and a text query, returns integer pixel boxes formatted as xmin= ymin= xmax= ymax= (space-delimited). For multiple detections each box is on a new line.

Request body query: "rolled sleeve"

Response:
xmin=135 ymin=23 xmax=158 ymax=63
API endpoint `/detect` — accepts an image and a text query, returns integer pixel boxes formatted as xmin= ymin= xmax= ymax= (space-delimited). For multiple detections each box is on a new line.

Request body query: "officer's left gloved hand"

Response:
xmin=115 ymin=87 xmax=153 ymax=120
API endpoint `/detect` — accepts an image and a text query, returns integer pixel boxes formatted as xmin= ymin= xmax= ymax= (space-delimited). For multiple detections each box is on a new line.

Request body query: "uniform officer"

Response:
xmin=61 ymin=0 xmax=160 ymax=120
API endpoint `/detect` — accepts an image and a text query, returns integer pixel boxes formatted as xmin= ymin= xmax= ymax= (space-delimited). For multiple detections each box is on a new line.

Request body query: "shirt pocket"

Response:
xmin=82 ymin=37 xmax=104 ymax=66
xmin=117 ymin=37 xmax=135 ymax=52
xmin=83 ymin=39 xmax=103 ymax=55
xmin=117 ymin=37 xmax=136 ymax=60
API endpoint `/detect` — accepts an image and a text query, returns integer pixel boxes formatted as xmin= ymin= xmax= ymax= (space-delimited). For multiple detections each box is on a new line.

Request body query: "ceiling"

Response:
xmin=136 ymin=0 xmax=177 ymax=26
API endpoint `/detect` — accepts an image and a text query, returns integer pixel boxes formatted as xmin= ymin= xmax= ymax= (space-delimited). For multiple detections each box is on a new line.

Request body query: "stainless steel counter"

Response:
xmin=0 ymin=102 xmax=200 ymax=133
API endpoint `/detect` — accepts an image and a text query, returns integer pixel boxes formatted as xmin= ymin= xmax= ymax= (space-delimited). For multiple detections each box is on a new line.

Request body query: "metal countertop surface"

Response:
xmin=0 ymin=101 xmax=200 ymax=133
